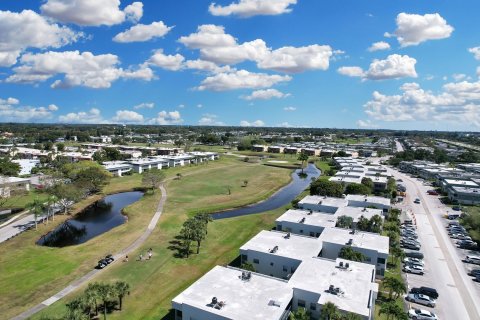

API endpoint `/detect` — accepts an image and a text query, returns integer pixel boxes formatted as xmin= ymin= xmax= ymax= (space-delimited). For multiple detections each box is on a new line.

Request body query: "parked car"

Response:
xmin=403 ymin=265 xmax=424 ymax=275
xmin=404 ymin=250 xmax=424 ymax=259
xmin=406 ymin=293 xmax=436 ymax=307
xmin=401 ymin=239 xmax=421 ymax=247
xmin=459 ymin=243 xmax=478 ymax=250
xmin=96 ymin=259 xmax=108 ymax=269
xmin=414 ymin=198 xmax=421 ymax=204
xmin=105 ymin=254 xmax=114 ymax=264
xmin=427 ymin=190 xmax=439 ymax=195
xmin=468 ymin=269 xmax=480 ymax=277
xmin=402 ymin=243 xmax=421 ymax=250
xmin=447 ymin=214 xmax=460 ymax=220
xmin=404 ymin=257 xmax=425 ymax=266
xmin=473 ymin=276 xmax=480 ymax=283
xmin=452 ymin=206 xmax=462 ymax=211
xmin=403 ymin=220 xmax=413 ymax=225
xmin=410 ymin=287 xmax=439 ymax=299
xmin=408 ymin=308 xmax=438 ymax=320
xmin=464 ymin=255 xmax=480 ymax=265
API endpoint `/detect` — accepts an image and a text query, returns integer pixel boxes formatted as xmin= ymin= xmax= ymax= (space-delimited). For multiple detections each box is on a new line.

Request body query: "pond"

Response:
xmin=212 ymin=163 xmax=320 ymax=220
xmin=37 ymin=191 xmax=144 ymax=247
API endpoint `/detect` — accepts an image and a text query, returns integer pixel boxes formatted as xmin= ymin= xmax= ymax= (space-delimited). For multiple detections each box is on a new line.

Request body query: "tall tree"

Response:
xmin=97 ymin=283 xmax=114 ymax=320
xmin=297 ymin=152 xmax=309 ymax=173
xmin=27 ymin=198 xmax=44 ymax=230
xmin=338 ymin=247 xmax=365 ymax=262
xmin=310 ymin=180 xmax=344 ymax=197
xmin=383 ymin=276 xmax=406 ymax=299
xmin=0 ymin=157 xmax=20 ymax=176
xmin=356 ymin=215 xmax=370 ymax=231
xmin=321 ymin=302 xmax=339 ymax=320
xmin=113 ymin=281 xmax=130 ymax=311
xmin=289 ymin=307 xmax=310 ymax=320
xmin=85 ymin=283 xmax=101 ymax=316
xmin=195 ymin=213 xmax=213 ymax=234
xmin=336 ymin=215 xmax=353 ymax=229
xmin=141 ymin=169 xmax=166 ymax=193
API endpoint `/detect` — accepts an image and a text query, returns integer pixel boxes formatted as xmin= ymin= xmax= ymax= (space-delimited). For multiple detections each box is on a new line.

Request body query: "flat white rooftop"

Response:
xmin=289 ymin=258 xmax=378 ymax=318
xmin=172 ymin=266 xmax=292 ymax=320
xmin=334 ymin=207 xmax=383 ymax=222
xmin=276 ymin=209 xmax=336 ymax=228
xmin=240 ymin=230 xmax=322 ymax=261
xmin=346 ymin=194 xmax=391 ymax=207
xmin=298 ymin=195 xmax=348 ymax=210
xmin=329 ymin=176 xmax=363 ymax=184
xmin=450 ymin=186 xmax=480 ymax=195
xmin=444 ymin=179 xmax=479 ymax=187
xmin=320 ymin=227 xmax=389 ymax=255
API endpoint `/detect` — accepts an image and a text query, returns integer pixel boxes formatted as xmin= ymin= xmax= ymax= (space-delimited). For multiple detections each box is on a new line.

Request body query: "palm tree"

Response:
xmin=85 ymin=283 xmax=101 ymax=316
xmin=65 ymin=296 xmax=88 ymax=320
xmin=321 ymin=302 xmax=339 ymax=320
xmin=113 ymin=281 xmax=130 ymax=311
xmin=339 ymin=312 xmax=362 ymax=320
xmin=195 ymin=213 xmax=213 ymax=235
xmin=383 ymin=276 xmax=406 ymax=300
xmin=298 ymin=152 xmax=309 ymax=173
xmin=390 ymin=246 xmax=405 ymax=266
xmin=97 ymin=283 xmax=114 ymax=320
xmin=338 ymin=246 xmax=365 ymax=262
xmin=46 ymin=194 xmax=58 ymax=222
xmin=379 ymin=301 xmax=405 ymax=320
xmin=369 ymin=214 xmax=383 ymax=233
xmin=289 ymin=307 xmax=310 ymax=320
xmin=27 ymin=198 xmax=44 ymax=230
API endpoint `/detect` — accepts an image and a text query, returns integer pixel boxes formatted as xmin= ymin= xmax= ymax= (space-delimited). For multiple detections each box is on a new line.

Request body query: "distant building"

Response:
xmin=0 ymin=176 xmax=30 ymax=198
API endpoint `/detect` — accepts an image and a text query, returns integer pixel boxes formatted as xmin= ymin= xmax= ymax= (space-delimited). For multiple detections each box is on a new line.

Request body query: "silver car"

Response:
xmin=406 ymin=293 xmax=436 ymax=307
xmin=408 ymin=308 xmax=438 ymax=320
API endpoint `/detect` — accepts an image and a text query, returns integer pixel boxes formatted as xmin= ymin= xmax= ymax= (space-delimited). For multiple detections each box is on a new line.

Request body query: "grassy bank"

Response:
xmin=1 ymin=158 xmax=291 ymax=319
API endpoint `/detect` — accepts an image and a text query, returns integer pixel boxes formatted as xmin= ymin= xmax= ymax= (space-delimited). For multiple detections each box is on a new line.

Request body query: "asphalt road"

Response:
xmin=389 ymin=168 xmax=480 ymax=320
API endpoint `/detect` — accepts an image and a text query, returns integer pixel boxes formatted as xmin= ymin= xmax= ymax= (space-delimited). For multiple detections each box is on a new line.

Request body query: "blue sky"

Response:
xmin=1 ymin=0 xmax=479 ymax=130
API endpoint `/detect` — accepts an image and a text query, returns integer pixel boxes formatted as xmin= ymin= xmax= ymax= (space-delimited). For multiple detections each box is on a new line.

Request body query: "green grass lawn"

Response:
xmin=1 ymin=190 xmax=49 ymax=209
xmin=1 ymin=159 xmax=292 ymax=319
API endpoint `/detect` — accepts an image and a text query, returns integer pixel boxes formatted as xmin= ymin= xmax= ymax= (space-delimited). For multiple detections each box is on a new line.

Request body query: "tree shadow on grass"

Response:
xmin=167 ymin=235 xmax=187 ymax=258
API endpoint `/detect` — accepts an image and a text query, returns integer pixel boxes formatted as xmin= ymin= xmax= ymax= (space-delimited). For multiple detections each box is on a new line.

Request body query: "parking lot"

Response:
xmin=389 ymin=168 xmax=480 ymax=320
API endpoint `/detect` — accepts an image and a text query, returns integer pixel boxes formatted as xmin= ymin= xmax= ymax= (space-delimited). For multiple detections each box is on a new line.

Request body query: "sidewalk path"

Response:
xmin=11 ymin=184 xmax=167 ymax=320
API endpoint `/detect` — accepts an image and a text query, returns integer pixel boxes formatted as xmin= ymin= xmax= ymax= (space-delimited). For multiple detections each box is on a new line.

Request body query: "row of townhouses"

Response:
xmin=399 ymin=160 xmax=480 ymax=205
xmin=171 ymin=194 xmax=391 ymax=320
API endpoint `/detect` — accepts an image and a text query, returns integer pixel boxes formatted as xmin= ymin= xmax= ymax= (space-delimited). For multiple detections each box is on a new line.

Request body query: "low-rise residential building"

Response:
xmin=12 ymin=159 xmax=40 ymax=175
xmin=297 ymin=196 xmax=347 ymax=213
xmin=240 ymin=230 xmax=323 ymax=279
xmin=172 ymin=266 xmax=292 ymax=320
xmin=252 ymin=145 xmax=268 ymax=152
xmin=268 ymin=146 xmax=285 ymax=153
xmin=130 ymin=158 xmax=169 ymax=173
xmin=289 ymin=257 xmax=378 ymax=320
xmin=0 ymin=176 xmax=30 ymax=197
xmin=275 ymin=209 xmax=336 ymax=237
xmin=345 ymin=194 xmax=391 ymax=213
xmin=103 ymin=161 xmax=132 ymax=177
xmin=319 ymin=227 xmax=389 ymax=277
xmin=447 ymin=187 xmax=480 ymax=205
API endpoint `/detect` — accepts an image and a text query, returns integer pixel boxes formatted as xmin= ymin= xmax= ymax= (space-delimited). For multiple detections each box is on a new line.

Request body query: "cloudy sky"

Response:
xmin=1 ymin=0 xmax=479 ymax=130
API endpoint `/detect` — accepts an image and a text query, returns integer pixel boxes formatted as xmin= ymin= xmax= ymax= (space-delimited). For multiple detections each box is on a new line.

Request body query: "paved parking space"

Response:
xmin=389 ymin=168 xmax=480 ymax=320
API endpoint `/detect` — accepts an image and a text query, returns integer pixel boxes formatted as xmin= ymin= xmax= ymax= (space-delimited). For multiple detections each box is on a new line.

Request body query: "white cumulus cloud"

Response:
xmin=240 ymin=120 xmax=265 ymax=127
xmin=197 ymin=69 xmax=291 ymax=91
xmin=390 ymin=13 xmax=454 ymax=47
xmin=179 ymin=24 xmax=333 ymax=73
xmin=41 ymin=0 xmax=142 ymax=26
xmin=338 ymin=54 xmax=417 ymax=80
xmin=148 ymin=49 xmax=185 ymax=71
xmin=283 ymin=106 xmax=296 ymax=111
xmin=0 ymin=97 xmax=57 ymax=122
xmin=58 ymin=108 xmax=104 ymax=124
xmin=242 ymin=89 xmax=290 ymax=100
xmin=6 ymin=50 xmax=154 ymax=89
xmin=368 ymin=41 xmax=390 ymax=52
xmin=363 ymin=80 xmax=480 ymax=127
xmin=198 ymin=114 xmax=225 ymax=126
xmin=468 ymin=46 xmax=480 ymax=60
xmin=113 ymin=21 xmax=173 ymax=43
xmin=209 ymin=0 xmax=297 ymax=17
xmin=112 ymin=110 xmax=144 ymax=123
xmin=151 ymin=110 xmax=183 ymax=125
xmin=0 ymin=9 xmax=80 ymax=67
xmin=356 ymin=119 xmax=379 ymax=128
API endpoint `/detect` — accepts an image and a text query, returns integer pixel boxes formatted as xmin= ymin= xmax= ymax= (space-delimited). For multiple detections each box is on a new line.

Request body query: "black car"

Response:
xmin=410 ymin=286 xmax=439 ymax=299
xmin=96 ymin=259 xmax=108 ymax=269
xmin=105 ymin=254 xmax=115 ymax=264
xmin=468 ymin=269 xmax=480 ymax=277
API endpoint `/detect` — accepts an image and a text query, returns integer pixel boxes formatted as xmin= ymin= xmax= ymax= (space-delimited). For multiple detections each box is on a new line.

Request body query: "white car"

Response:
xmin=403 ymin=265 xmax=424 ymax=275
xmin=406 ymin=293 xmax=436 ymax=307
xmin=403 ymin=257 xmax=424 ymax=266
xmin=408 ymin=308 xmax=438 ymax=320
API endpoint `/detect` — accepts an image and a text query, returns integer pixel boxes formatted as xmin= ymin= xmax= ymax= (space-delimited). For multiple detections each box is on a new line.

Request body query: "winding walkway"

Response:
xmin=11 ymin=185 xmax=167 ymax=320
